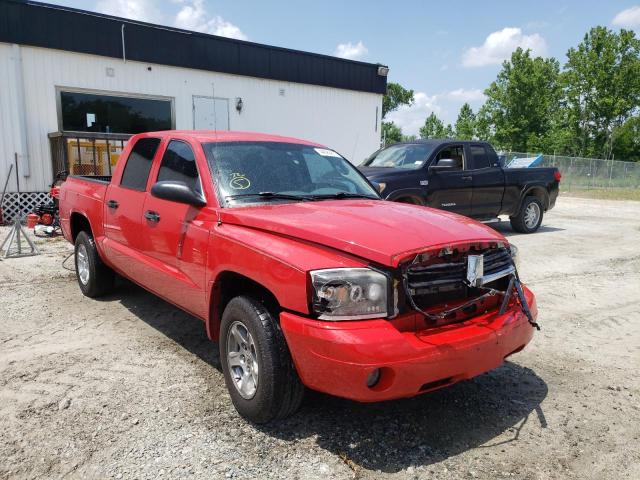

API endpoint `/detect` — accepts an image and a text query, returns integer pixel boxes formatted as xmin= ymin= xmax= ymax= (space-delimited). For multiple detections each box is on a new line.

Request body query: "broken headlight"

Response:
xmin=310 ymin=268 xmax=388 ymax=320
xmin=509 ymin=243 xmax=519 ymax=270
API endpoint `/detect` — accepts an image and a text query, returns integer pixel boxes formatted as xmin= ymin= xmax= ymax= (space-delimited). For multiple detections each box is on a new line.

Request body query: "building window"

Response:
xmin=60 ymin=90 xmax=172 ymax=134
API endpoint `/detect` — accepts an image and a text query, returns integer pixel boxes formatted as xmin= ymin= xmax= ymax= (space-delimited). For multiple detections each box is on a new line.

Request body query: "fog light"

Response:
xmin=366 ymin=368 xmax=381 ymax=388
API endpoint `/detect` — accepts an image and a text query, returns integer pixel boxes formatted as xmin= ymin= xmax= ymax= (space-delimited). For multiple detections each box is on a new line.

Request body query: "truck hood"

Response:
xmin=218 ymin=200 xmax=505 ymax=267
xmin=359 ymin=166 xmax=410 ymax=180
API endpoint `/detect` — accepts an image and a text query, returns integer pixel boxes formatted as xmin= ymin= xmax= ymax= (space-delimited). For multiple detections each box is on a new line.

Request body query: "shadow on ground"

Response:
xmin=103 ymin=279 xmax=548 ymax=473
xmin=491 ymin=221 xmax=565 ymax=236
xmin=98 ymin=278 xmax=222 ymax=372
xmin=261 ymin=363 xmax=547 ymax=473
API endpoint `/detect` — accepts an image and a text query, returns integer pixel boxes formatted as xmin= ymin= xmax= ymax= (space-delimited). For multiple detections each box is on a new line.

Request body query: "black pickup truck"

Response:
xmin=359 ymin=140 xmax=561 ymax=233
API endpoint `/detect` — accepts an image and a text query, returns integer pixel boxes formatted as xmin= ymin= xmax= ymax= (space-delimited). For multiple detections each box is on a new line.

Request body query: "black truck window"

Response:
xmin=120 ymin=137 xmax=161 ymax=191
xmin=470 ymin=145 xmax=491 ymax=169
xmin=434 ymin=146 xmax=464 ymax=170
xmin=157 ymin=140 xmax=201 ymax=193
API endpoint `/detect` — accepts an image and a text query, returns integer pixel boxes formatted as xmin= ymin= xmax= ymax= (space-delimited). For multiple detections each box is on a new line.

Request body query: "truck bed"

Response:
xmin=69 ymin=175 xmax=112 ymax=184
xmin=59 ymin=175 xmax=110 ymax=243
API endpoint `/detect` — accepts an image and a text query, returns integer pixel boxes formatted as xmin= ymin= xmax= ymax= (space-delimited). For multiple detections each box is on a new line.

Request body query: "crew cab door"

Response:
xmin=425 ymin=144 xmax=472 ymax=215
xmin=467 ymin=143 xmax=505 ymax=218
xmin=103 ymin=136 xmax=161 ymax=282
xmin=138 ymin=139 xmax=210 ymax=318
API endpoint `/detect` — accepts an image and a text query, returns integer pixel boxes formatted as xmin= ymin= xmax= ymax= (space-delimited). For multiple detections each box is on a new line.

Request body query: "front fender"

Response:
xmin=206 ymin=224 xmax=368 ymax=315
xmin=385 ymin=187 xmax=427 ymax=205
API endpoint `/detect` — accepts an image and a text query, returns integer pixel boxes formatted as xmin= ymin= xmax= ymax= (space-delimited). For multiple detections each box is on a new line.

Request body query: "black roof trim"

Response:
xmin=392 ymin=139 xmax=492 ymax=146
xmin=0 ymin=0 xmax=387 ymax=94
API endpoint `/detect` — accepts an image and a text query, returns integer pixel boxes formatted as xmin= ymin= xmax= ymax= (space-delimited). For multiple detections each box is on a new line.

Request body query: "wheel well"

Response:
xmin=395 ymin=195 xmax=424 ymax=206
xmin=70 ymin=213 xmax=92 ymax=241
xmin=208 ymin=271 xmax=280 ymax=342
xmin=523 ymin=187 xmax=548 ymax=211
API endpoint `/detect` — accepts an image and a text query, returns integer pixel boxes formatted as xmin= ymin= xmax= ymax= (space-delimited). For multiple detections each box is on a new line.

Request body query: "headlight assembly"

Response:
xmin=310 ymin=268 xmax=388 ymax=320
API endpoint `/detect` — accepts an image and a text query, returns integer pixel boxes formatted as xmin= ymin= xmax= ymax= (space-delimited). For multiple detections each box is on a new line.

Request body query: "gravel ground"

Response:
xmin=1 ymin=195 xmax=639 ymax=480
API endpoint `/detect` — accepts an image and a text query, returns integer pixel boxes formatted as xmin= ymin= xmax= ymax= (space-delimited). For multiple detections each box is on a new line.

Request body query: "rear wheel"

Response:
xmin=510 ymin=197 xmax=543 ymax=233
xmin=220 ymin=295 xmax=304 ymax=423
xmin=74 ymin=231 xmax=114 ymax=297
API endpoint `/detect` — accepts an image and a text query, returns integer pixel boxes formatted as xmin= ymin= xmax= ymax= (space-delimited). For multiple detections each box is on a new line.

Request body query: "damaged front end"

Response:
xmin=400 ymin=243 xmax=539 ymax=330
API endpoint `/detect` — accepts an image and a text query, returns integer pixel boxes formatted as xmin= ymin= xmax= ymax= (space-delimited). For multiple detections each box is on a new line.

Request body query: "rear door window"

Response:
xmin=156 ymin=140 xmax=201 ymax=193
xmin=120 ymin=137 xmax=161 ymax=191
xmin=469 ymin=145 xmax=491 ymax=170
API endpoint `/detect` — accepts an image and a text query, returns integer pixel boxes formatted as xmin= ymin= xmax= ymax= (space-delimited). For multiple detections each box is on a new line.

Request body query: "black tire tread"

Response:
xmin=220 ymin=296 xmax=303 ymax=423
xmin=74 ymin=231 xmax=114 ymax=297
xmin=510 ymin=196 xmax=543 ymax=234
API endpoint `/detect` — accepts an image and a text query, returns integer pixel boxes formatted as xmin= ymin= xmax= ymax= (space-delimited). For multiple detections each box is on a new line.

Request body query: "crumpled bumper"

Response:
xmin=280 ymin=286 xmax=537 ymax=402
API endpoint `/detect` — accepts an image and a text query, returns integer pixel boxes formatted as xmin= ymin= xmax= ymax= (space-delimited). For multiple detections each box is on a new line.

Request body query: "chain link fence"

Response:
xmin=501 ymin=152 xmax=640 ymax=190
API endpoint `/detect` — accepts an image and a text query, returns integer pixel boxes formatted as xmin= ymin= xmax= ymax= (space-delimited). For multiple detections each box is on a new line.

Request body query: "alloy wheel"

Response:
xmin=226 ymin=321 xmax=259 ymax=399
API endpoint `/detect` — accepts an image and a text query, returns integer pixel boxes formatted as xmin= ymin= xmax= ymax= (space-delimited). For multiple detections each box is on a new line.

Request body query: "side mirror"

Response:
xmin=429 ymin=158 xmax=459 ymax=172
xmin=151 ymin=181 xmax=206 ymax=207
xmin=369 ymin=180 xmax=384 ymax=194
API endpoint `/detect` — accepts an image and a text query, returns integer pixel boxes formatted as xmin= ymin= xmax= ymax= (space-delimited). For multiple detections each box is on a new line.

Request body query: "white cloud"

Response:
xmin=444 ymin=88 xmax=486 ymax=102
xmin=612 ymin=6 xmax=640 ymax=28
xmin=386 ymin=92 xmax=442 ymax=136
xmin=334 ymin=41 xmax=368 ymax=60
xmin=386 ymin=89 xmax=486 ymax=136
xmin=462 ymin=27 xmax=548 ymax=67
xmin=95 ymin=0 xmax=248 ymax=40
xmin=96 ymin=0 xmax=164 ymax=23
xmin=174 ymin=0 xmax=247 ymax=40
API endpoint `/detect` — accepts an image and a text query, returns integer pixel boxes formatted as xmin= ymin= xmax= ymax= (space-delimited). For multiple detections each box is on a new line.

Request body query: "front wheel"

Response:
xmin=510 ymin=197 xmax=543 ymax=233
xmin=220 ymin=296 xmax=304 ymax=423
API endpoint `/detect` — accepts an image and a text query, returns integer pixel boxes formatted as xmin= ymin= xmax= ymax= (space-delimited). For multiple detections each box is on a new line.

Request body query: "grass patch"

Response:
xmin=562 ymin=188 xmax=640 ymax=201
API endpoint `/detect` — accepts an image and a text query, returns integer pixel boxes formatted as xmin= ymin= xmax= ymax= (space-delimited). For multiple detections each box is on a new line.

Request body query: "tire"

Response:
xmin=510 ymin=196 xmax=544 ymax=233
xmin=74 ymin=231 xmax=114 ymax=297
xmin=220 ymin=295 xmax=304 ymax=423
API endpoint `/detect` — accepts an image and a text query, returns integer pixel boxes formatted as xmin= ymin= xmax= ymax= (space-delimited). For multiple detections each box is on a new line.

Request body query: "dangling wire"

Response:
xmin=62 ymin=252 xmax=75 ymax=271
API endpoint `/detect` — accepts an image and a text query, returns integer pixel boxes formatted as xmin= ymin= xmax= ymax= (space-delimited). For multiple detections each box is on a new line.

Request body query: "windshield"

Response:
xmin=203 ymin=141 xmax=380 ymax=206
xmin=362 ymin=143 xmax=435 ymax=169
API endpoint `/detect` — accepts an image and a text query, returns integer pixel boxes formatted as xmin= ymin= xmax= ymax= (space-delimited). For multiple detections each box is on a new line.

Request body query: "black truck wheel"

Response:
xmin=510 ymin=197 xmax=543 ymax=233
xmin=220 ymin=295 xmax=304 ymax=423
xmin=74 ymin=231 xmax=114 ymax=297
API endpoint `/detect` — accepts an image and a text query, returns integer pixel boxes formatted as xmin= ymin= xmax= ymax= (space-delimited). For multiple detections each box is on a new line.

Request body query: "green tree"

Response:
xmin=482 ymin=48 xmax=561 ymax=151
xmin=382 ymin=121 xmax=403 ymax=145
xmin=455 ymin=103 xmax=476 ymax=139
xmin=419 ymin=112 xmax=452 ymax=139
xmin=562 ymin=27 xmax=640 ymax=158
xmin=382 ymin=82 xmax=415 ymax=118
xmin=474 ymin=104 xmax=494 ymax=142
xmin=611 ymin=116 xmax=640 ymax=161
xmin=444 ymin=123 xmax=455 ymax=138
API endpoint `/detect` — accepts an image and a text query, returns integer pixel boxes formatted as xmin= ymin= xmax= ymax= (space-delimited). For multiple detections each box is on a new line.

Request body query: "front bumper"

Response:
xmin=280 ymin=286 xmax=536 ymax=402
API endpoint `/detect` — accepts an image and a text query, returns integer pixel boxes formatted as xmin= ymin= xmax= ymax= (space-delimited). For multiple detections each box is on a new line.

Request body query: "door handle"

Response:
xmin=144 ymin=210 xmax=160 ymax=222
xmin=107 ymin=199 xmax=119 ymax=209
xmin=462 ymin=175 xmax=473 ymax=181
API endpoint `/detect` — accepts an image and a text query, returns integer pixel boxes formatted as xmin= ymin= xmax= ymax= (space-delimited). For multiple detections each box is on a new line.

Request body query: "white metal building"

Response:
xmin=0 ymin=0 xmax=387 ymax=219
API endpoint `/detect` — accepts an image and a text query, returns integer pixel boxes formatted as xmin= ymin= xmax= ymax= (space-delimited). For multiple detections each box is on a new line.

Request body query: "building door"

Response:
xmin=193 ymin=96 xmax=229 ymax=130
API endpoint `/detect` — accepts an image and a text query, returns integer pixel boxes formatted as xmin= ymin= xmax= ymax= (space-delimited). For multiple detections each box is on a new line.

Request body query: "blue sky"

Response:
xmin=49 ymin=1 xmax=640 ymax=135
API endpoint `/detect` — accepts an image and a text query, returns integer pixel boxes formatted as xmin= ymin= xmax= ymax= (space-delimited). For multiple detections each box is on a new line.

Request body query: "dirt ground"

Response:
xmin=1 ymin=195 xmax=639 ymax=480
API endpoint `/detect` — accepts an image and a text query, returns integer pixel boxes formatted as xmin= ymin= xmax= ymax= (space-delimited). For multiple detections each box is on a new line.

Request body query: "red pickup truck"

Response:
xmin=59 ymin=131 xmax=538 ymax=423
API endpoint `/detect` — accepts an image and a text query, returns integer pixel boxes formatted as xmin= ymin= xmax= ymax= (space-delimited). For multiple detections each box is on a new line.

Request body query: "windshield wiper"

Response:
xmin=309 ymin=192 xmax=379 ymax=200
xmin=226 ymin=192 xmax=313 ymax=202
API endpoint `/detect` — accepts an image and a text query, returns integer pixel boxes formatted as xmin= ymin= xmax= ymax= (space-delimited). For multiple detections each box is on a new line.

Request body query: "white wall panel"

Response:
xmin=0 ymin=43 xmax=382 ymax=192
